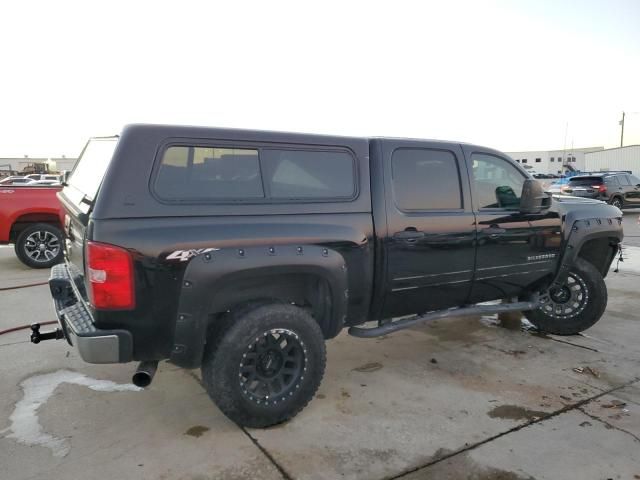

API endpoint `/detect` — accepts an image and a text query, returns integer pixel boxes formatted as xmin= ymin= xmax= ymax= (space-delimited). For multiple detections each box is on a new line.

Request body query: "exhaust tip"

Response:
xmin=132 ymin=361 xmax=158 ymax=388
xmin=132 ymin=371 xmax=152 ymax=388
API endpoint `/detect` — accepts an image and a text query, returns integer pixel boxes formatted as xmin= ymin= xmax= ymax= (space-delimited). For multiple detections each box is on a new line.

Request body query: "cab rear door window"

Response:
xmin=391 ymin=148 xmax=463 ymax=211
xmin=154 ymin=145 xmax=356 ymax=202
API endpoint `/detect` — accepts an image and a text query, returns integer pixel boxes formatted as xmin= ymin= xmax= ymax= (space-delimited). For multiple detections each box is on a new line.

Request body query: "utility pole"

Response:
xmin=620 ymin=111 xmax=625 ymax=147
xmin=562 ymin=122 xmax=568 ymax=174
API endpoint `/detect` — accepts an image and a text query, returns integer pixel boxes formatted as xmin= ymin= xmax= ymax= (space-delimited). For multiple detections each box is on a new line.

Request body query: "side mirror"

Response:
xmin=495 ymin=185 xmax=519 ymax=209
xmin=520 ymin=179 xmax=551 ymax=214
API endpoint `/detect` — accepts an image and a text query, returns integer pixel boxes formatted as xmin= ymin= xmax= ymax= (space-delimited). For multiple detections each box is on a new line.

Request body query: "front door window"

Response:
xmin=471 ymin=153 xmax=526 ymax=210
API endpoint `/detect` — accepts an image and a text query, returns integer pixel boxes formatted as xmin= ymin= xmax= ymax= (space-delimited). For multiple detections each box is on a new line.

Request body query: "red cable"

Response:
xmin=0 ymin=281 xmax=49 ymax=291
xmin=0 ymin=320 xmax=57 ymax=336
xmin=0 ymin=281 xmax=57 ymax=336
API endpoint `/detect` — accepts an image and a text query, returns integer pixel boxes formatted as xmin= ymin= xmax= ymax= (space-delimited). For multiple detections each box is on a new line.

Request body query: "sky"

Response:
xmin=0 ymin=0 xmax=639 ymax=157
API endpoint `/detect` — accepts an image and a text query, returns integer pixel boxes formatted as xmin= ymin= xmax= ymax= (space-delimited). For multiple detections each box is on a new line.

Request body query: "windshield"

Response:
xmin=67 ymin=137 xmax=118 ymax=201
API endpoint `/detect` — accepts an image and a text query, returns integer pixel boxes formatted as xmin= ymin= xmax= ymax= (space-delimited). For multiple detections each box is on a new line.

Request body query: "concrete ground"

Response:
xmin=621 ymin=208 xmax=640 ymax=247
xmin=1 ymin=216 xmax=639 ymax=480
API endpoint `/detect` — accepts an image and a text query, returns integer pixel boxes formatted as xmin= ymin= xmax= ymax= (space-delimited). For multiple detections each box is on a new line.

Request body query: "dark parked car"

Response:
xmin=35 ymin=125 xmax=623 ymax=427
xmin=561 ymin=172 xmax=640 ymax=209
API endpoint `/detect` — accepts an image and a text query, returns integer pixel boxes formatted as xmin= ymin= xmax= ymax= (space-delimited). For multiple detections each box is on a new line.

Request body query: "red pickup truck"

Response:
xmin=0 ymin=185 xmax=65 ymax=268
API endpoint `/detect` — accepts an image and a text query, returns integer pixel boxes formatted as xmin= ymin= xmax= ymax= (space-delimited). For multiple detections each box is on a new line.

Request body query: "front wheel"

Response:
xmin=201 ymin=303 xmax=326 ymax=428
xmin=524 ymin=258 xmax=607 ymax=335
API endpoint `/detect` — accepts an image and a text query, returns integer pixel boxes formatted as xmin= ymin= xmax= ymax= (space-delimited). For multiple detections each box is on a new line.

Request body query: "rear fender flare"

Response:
xmin=170 ymin=244 xmax=348 ymax=368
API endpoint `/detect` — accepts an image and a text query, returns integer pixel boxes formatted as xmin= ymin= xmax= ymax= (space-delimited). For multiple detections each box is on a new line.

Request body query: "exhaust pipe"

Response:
xmin=132 ymin=361 xmax=158 ymax=388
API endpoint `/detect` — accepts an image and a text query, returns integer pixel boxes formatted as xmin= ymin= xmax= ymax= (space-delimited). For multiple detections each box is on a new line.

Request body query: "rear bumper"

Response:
xmin=49 ymin=263 xmax=132 ymax=363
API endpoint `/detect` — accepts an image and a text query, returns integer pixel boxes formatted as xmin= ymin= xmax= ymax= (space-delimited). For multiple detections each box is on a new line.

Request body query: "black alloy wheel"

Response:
xmin=238 ymin=328 xmax=307 ymax=406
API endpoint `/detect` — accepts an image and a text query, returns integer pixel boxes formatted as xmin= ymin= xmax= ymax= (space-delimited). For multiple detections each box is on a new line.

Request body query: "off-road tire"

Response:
xmin=201 ymin=302 xmax=326 ymax=428
xmin=14 ymin=223 xmax=64 ymax=269
xmin=525 ymin=258 xmax=607 ymax=335
xmin=610 ymin=196 xmax=623 ymax=210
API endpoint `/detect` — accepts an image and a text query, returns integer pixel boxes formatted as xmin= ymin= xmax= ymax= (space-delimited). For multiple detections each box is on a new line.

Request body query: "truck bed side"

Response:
xmin=78 ymin=125 xmax=377 ymax=362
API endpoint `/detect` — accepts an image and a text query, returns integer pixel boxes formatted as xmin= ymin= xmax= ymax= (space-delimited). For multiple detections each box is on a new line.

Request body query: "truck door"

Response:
xmin=463 ymin=148 xmax=557 ymax=302
xmin=379 ymin=140 xmax=476 ymax=318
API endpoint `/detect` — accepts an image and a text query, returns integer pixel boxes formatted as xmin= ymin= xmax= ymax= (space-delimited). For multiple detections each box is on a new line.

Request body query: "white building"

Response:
xmin=0 ymin=156 xmax=77 ymax=174
xmin=505 ymin=146 xmax=604 ymax=175
xmin=584 ymin=145 xmax=640 ymax=175
xmin=50 ymin=156 xmax=77 ymax=172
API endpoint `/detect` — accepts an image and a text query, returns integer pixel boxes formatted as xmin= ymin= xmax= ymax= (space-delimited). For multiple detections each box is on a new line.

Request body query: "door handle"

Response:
xmin=483 ymin=227 xmax=506 ymax=235
xmin=393 ymin=229 xmax=425 ymax=240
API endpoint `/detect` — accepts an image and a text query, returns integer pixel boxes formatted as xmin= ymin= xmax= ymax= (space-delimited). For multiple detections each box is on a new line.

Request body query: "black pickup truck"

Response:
xmin=36 ymin=125 xmax=623 ymax=427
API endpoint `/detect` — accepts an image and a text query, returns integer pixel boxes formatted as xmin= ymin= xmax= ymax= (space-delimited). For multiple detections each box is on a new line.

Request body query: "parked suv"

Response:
xmin=36 ymin=125 xmax=623 ymax=427
xmin=561 ymin=172 xmax=640 ymax=209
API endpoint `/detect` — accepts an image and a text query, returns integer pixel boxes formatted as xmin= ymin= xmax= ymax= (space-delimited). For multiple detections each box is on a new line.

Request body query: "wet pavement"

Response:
xmin=0 ymin=245 xmax=639 ymax=480
xmin=621 ymin=208 xmax=640 ymax=247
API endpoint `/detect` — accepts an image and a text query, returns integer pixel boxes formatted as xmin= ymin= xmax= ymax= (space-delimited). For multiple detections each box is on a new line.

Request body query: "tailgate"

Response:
xmin=58 ymin=137 xmax=119 ymax=296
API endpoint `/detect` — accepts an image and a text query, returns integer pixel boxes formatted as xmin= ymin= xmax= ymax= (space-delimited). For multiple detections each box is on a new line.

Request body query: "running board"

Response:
xmin=348 ymin=297 xmax=540 ymax=338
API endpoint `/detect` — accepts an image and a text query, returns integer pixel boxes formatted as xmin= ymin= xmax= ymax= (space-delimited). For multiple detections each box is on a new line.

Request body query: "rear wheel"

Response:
xmin=201 ymin=302 xmax=326 ymax=428
xmin=525 ymin=258 xmax=607 ymax=335
xmin=14 ymin=223 xmax=63 ymax=269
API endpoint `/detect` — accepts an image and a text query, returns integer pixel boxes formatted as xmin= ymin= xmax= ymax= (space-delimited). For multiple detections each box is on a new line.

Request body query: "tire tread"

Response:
xmin=525 ymin=258 xmax=607 ymax=335
xmin=201 ymin=302 xmax=326 ymax=428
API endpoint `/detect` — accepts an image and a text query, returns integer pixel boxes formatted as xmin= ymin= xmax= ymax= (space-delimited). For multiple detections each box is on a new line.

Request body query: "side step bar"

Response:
xmin=348 ymin=297 xmax=540 ymax=338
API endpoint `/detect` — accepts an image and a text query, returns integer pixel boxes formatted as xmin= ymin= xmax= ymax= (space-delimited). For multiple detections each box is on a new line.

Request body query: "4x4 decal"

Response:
xmin=165 ymin=248 xmax=219 ymax=262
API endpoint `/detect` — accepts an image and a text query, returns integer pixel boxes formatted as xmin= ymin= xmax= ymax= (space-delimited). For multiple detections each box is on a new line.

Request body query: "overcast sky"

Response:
xmin=1 ymin=0 xmax=639 ymax=157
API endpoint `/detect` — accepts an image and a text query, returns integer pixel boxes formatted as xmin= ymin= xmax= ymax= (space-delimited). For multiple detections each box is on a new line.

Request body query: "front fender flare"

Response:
xmin=551 ymin=216 xmax=623 ymax=289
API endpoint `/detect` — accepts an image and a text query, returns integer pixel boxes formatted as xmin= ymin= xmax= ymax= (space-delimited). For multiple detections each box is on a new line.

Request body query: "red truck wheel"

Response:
xmin=14 ymin=223 xmax=64 ymax=269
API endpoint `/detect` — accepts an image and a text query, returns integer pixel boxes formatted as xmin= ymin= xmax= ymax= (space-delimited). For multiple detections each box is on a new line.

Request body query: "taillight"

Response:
xmin=594 ymin=184 xmax=607 ymax=193
xmin=86 ymin=241 xmax=135 ymax=310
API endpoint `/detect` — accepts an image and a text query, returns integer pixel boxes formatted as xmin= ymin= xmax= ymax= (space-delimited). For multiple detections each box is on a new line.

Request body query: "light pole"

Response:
xmin=620 ymin=111 xmax=639 ymax=147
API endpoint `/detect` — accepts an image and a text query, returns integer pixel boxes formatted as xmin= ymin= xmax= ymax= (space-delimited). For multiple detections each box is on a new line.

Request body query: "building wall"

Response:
xmin=51 ymin=158 xmax=78 ymax=172
xmin=585 ymin=145 xmax=640 ymax=175
xmin=505 ymin=146 xmax=603 ymax=175
xmin=0 ymin=158 xmax=48 ymax=173
xmin=0 ymin=157 xmax=77 ymax=174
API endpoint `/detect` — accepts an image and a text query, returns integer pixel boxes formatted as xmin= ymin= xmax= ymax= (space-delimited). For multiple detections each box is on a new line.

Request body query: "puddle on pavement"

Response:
xmin=484 ymin=345 xmax=527 ymax=357
xmin=420 ymin=317 xmax=488 ymax=344
xmin=0 ymin=370 xmax=141 ymax=457
xmin=497 ymin=311 xmax=523 ymax=330
xmin=352 ymin=362 xmax=383 ymax=373
xmin=413 ymin=450 xmax=535 ymax=480
xmin=487 ymin=405 xmax=548 ymax=422
xmin=184 ymin=425 xmax=209 ymax=437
